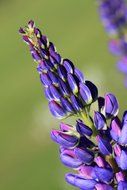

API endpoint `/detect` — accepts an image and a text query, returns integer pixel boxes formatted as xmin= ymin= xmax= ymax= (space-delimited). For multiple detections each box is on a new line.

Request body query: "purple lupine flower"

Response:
xmin=79 ymin=83 xmax=93 ymax=105
xmin=110 ymin=116 xmax=122 ymax=141
xmin=76 ymin=119 xmax=93 ymax=136
xmin=74 ymin=68 xmax=85 ymax=83
xmin=20 ymin=20 xmax=127 ymax=190
xmin=67 ymin=73 xmax=79 ymax=94
xmin=85 ymin=81 xmax=98 ymax=102
xmin=98 ymin=0 xmax=127 ymax=87
xmin=19 ymin=20 xmax=98 ymax=119
xmin=79 ymin=165 xmax=96 ymax=180
xmin=104 ymin=93 xmax=119 ymax=119
xmin=114 ymin=144 xmax=127 ymax=170
xmin=60 ymin=149 xmax=82 ymax=168
xmin=49 ymin=101 xmax=67 ymax=119
xmin=118 ymin=110 xmax=127 ymax=145
xmin=94 ymin=156 xmax=110 ymax=168
xmin=70 ymin=95 xmax=83 ymax=112
xmin=110 ymin=111 xmax=127 ymax=145
xmin=60 ymin=122 xmax=73 ymax=132
xmin=117 ymin=56 xmax=127 ymax=74
xmin=95 ymin=183 xmax=113 ymax=190
xmin=74 ymin=147 xmax=94 ymax=164
xmin=116 ymin=172 xmax=127 ymax=190
xmin=94 ymin=111 xmax=107 ymax=130
xmin=65 ymin=173 xmax=97 ymax=190
xmin=79 ymin=164 xmax=113 ymax=184
xmin=94 ymin=166 xmax=113 ymax=183
xmin=99 ymin=0 xmax=127 ymax=36
xmin=109 ymin=39 xmax=122 ymax=56
xmin=96 ymin=135 xmax=112 ymax=155
xmin=50 ymin=130 xmax=79 ymax=148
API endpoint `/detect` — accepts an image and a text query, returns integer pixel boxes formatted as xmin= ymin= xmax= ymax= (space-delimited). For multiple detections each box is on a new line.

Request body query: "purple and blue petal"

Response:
xmin=76 ymin=119 xmax=93 ymax=136
xmin=65 ymin=173 xmax=97 ymax=190
xmin=94 ymin=111 xmax=107 ymax=130
xmin=60 ymin=149 xmax=82 ymax=168
xmin=49 ymin=100 xmax=67 ymax=119
xmin=97 ymin=135 xmax=112 ymax=155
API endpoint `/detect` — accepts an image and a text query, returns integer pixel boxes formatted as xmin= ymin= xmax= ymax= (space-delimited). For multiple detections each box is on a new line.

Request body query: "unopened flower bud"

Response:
xmin=104 ymin=93 xmax=119 ymax=119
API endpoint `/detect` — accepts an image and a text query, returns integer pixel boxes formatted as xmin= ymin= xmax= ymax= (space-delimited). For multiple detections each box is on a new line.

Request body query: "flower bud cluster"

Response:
xmin=19 ymin=20 xmax=98 ymax=119
xmin=98 ymin=0 xmax=127 ymax=86
xmin=20 ymin=21 xmax=127 ymax=189
xmin=50 ymin=93 xmax=127 ymax=190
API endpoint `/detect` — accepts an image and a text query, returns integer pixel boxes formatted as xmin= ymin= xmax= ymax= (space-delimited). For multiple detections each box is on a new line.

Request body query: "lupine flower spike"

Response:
xmin=98 ymin=0 xmax=127 ymax=87
xmin=19 ymin=20 xmax=127 ymax=190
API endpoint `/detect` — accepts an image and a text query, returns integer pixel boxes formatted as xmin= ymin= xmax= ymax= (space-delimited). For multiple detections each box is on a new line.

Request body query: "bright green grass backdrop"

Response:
xmin=0 ymin=0 xmax=126 ymax=189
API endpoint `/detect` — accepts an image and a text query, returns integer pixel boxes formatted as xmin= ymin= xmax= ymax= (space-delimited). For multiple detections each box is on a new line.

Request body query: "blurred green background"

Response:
xmin=0 ymin=0 xmax=127 ymax=189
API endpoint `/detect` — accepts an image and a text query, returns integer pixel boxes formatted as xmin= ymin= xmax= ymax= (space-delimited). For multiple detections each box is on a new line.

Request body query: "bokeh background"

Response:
xmin=0 ymin=0 xmax=127 ymax=189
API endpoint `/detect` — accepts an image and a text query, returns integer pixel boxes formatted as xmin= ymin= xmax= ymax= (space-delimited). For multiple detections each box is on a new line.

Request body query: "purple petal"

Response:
xmin=38 ymin=61 xmax=52 ymax=74
xmin=49 ymin=85 xmax=61 ymax=101
xmin=117 ymin=57 xmax=127 ymax=74
xmin=44 ymin=87 xmax=53 ymax=101
xmin=40 ymin=48 xmax=48 ymax=59
xmin=94 ymin=166 xmax=113 ymax=183
xmin=85 ymin=81 xmax=98 ymax=102
xmin=59 ymin=79 xmax=70 ymax=97
xmin=70 ymin=95 xmax=83 ymax=112
xmin=63 ymin=59 xmax=74 ymax=73
xmin=104 ymin=93 xmax=119 ymax=119
xmin=95 ymin=183 xmax=113 ymax=190
xmin=110 ymin=117 xmax=121 ymax=142
xmin=31 ymin=50 xmax=41 ymax=61
xmin=40 ymin=35 xmax=48 ymax=48
xmin=50 ymin=51 xmax=61 ymax=64
xmin=60 ymin=122 xmax=73 ymax=132
xmin=94 ymin=156 xmax=106 ymax=168
xmin=116 ymin=172 xmax=125 ymax=183
xmin=115 ymin=149 xmax=127 ymax=170
xmin=22 ymin=35 xmax=31 ymax=44
xmin=118 ymin=107 xmax=127 ymax=145
xmin=97 ymin=135 xmax=112 ymax=155
xmin=74 ymin=147 xmax=94 ymax=164
xmin=19 ymin=27 xmax=25 ymax=34
xmin=60 ymin=149 xmax=82 ymax=168
xmin=67 ymin=73 xmax=79 ymax=94
xmin=37 ymin=61 xmax=48 ymax=73
xmin=76 ymin=119 xmax=93 ymax=136
xmin=74 ymin=68 xmax=85 ymax=83
xmin=50 ymin=130 xmax=79 ymax=148
xmin=40 ymin=73 xmax=51 ymax=87
xmin=49 ymin=42 xmax=56 ymax=53
xmin=114 ymin=144 xmax=121 ymax=157
xmin=65 ymin=173 xmax=97 ymax=190
xmin=94 ymin=111 xmax=107 ymax=130
xmin=61 ymin=97 xmax=74 ymax=113
xmin=118 ymin=181 xmax=127 ymax=190
xmin=118 ymin=123 xmax=127 ymax=145
xmin=48 ymin=71 xmax=59 ymax=86
xmin=79 ymin=83 xmax=93 ymax=105
xmin=79 ymin=166 xmax=96 ymax=180
xmin=108 ymin=39 xmax=122 ymax=56
xmin=49 ymin=100 xmax=67 ymax=119
xmin=57 ymin=65 xmax=67 ymax=81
